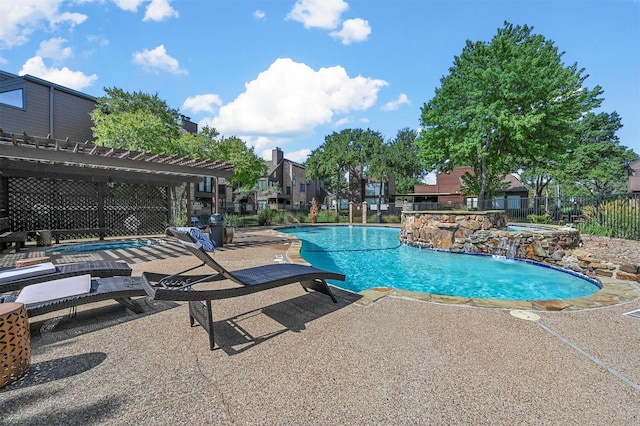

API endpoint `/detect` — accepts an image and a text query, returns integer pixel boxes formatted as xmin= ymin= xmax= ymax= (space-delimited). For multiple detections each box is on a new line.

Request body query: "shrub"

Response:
xmin=577 ymin=198 xmax=640 ymax=239
xmin=527 ymin=214 xmax=551 ymax=224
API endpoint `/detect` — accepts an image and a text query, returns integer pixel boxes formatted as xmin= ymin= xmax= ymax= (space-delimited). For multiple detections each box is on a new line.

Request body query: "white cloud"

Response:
xmin=382 ymin=93 xmax=410 ymax=111
xmin=132 ymin=44 xmax=187 ymax=74
xmin=143 ymin=0 xmax=179 ymax=22
xmin=182 ymin=94 xmax=222 ymax=114
xmin=286 ymin=148 xmax=312 ymax=163
xmin=286 ymin=0 xmax=348 ymax=29
xmin=37 ymin=38 xmax=72 ymax=60
xmin=87 ymin=34 xmax=110 ymax=47
xmin=112 ymin=0 xmax=146 ymax=12
xmin=19 ymin=56 xmax=97 ymax=91
xmin=0 ymin=0 xmax=88 ymax=49
xmin=254 ymin=10 xmax=266 ymax=20
xmin=330 ymin=18 xmax=371 ymax=45
xmin=334 ymin=117 xmax=350 ymax=126
xmin=211 ymin=58 xmax=387 ymax=137
xmin=112 ymin=0 xmax=178 ymax=21
xmin=258 ymin=146 xmax=310 ymax=163
xmin=0 ymin=55 xmax=7 ymax=65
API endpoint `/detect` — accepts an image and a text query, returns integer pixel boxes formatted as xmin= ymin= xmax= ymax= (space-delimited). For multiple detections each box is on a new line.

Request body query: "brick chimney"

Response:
xmin=272 ymin=147 xmax=283 ymax=166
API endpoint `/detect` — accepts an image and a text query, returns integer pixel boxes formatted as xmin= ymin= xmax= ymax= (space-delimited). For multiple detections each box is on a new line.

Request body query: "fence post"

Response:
xmin=349 ymin=202 xmax=354 ymax=224
xmin=362 ymin=201 xmax=367 ymax=224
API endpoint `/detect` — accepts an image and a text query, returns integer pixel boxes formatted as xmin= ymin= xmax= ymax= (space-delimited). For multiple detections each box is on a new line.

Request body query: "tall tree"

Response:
xmin=91 ymin=87 xmax=181 ymax=152
xmin=306 ymin=129 xmax=363 ymax=220
xmin=416 ymin=22 xmax=603 ymax=209
xmin=388 ymin=127 xmax=425 ymax=194
xmin=557 ymin=111 xmax=637 ymax=197
xmin=358 ymin=129 xmax=388 ymax=222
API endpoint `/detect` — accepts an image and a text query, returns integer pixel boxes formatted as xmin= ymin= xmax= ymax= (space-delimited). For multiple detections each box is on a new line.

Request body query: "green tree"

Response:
xmin=306 ymin=129 xmax=364 ymax=220
xmin=358 ymin=129 xmax=388 ymax=222
xmin=388 ymin=128 xmax=425 ymax=194
xmin=91 ymin=87 xmax=181 ymax=152
xmin=416 ymin=22 xmax=603 ymax=208
xmin=557 ymin=111 xmax=637 ymax=197
xmin=177 ymin=127 xmax=266 ymax=187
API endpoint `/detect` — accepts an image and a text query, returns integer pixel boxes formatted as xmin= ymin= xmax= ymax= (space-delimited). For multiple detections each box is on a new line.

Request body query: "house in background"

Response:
xmin=409 ymin=166 xmax=529 ymax=210
xmin=0 ymin=70 xmax=95 ymax=142
xmin=628 ymin=158 xmax=640 ymax=194
xmin=255 ymin=147 xmax=311 ymax=211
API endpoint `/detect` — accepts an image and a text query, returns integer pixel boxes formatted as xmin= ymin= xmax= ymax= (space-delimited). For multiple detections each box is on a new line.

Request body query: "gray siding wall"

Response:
xmin=0 ymin=80 xmax=49 ymax=136
xmin=53 ymin=90 xmax=95 ymax=142
xmin=0 ymin=80 xmax=95 ymax=142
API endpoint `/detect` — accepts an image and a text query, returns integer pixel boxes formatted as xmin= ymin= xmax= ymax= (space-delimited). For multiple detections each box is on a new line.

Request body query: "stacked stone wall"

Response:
xmin=400 ymin=211 xmax=640 ymax=283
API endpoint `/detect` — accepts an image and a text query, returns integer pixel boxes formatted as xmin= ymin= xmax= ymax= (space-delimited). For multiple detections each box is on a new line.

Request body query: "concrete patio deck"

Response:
xmin=1 ymin=228 xmax=639 ymax=424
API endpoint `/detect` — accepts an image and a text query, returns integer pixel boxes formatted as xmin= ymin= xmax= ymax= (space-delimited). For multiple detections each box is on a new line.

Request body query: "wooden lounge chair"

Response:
xmin=0 ymin=261 xmax=132 ymax=294
xmin=13 ymin=274 xmax=146 ymax=317
xmin=141 ymin=232 xmax=345 ymax=350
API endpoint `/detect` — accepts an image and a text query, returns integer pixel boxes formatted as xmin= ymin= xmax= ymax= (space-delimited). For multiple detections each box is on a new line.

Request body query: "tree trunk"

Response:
xmin=478 ymin=156 xmax=488 ymax=210
xmin=376 ymin=181 xmax=383 ymax=223
xmin=335 ymin=169 xmax=340 ymax=222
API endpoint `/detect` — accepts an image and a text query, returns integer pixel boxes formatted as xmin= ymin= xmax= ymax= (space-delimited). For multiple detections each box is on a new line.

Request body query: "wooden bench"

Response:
xmin=49 ymin=228 xmax=110 ymax=244
xmin=0 ymin=217 xmax=28 ymax=253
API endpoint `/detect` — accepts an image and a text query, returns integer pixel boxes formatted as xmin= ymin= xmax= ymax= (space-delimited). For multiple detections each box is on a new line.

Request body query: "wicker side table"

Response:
xmin=1 ymin=302 xmax=31 ymax=387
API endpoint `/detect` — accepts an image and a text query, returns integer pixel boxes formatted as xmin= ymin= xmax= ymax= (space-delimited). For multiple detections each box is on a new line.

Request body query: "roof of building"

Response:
xmin=0 ymin=70 xmax=97 ymax=102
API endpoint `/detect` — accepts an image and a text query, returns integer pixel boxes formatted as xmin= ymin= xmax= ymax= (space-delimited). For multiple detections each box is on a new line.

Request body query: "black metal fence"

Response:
xmin=497 ymin=193 xmax=640 ymax=240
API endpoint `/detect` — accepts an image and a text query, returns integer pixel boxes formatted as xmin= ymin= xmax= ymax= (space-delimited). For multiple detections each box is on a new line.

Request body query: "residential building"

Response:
xmin=409 ymin=166 xmax=529 ymax=209
xmin=0 ymin=70 xmax=96 ymax=142
xmin=628 ymin=158 xmax=640 ymax=194
xmin=257 ymin=148 xmax=310 ymax=211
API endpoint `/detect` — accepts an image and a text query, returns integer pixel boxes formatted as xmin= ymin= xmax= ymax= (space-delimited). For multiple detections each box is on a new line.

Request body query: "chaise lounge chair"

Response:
xmin=0 ymin=260 xmax=132 ymax=294
xmin=10 ymin=274 xmax=146 ymax=317
xmin=141 ymin=230 xmax=346 ymax=350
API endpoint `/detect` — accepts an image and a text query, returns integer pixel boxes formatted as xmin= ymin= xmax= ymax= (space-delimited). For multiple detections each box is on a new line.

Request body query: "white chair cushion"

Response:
xmin=16 ymin=274 xmax=92 ymax=305
xmin=0 ymin=262 xmax=57 ymax=283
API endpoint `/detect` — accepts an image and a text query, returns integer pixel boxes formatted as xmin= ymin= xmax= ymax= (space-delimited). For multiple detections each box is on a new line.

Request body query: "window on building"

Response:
xmin=286 ymin=186 xmax=291 ymax=195
xmin=0 ymin=88 xmax=24 ymax=108
xmin=299 ymin=183 xmax=305 ymax=192
xmin=258 ymin=179 xmax=267 ymax=190
xmin=198 ymin=176 xmax=212 ymax=193
xmin=292 ymin=172 xmax=296 ymax=186
xmin=466 ymin=197 xmax=478 ymax=209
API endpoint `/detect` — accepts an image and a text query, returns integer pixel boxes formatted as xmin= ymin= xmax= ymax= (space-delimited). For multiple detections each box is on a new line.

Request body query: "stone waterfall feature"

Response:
xmin=399 ymin=211 xmax=582 ymax=267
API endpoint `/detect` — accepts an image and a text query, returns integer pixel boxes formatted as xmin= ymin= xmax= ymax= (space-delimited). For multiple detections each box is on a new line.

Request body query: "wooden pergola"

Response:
xmin=0 ymin=130 xmax=234 ymax=236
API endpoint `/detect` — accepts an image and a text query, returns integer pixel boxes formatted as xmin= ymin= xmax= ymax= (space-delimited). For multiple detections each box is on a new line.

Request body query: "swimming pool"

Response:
xmin=46 ymin=239 xmax=160 ymax=254
xmin=280 ymin=226 xmax=600 ymax=300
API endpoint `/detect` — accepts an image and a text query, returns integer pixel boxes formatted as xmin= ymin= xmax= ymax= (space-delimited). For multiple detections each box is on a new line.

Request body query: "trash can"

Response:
xmin=208 ymin=214 xmax=225 ymax=248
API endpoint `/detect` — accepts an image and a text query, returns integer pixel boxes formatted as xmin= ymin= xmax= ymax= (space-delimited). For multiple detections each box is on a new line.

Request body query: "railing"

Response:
xmin=498 ymin=193 xmax=640 ymax=240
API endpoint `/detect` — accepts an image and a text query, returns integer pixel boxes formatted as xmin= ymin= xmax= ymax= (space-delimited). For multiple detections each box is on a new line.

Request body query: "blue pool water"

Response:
xmin=507 ymin=224 xmax=553 ymax=234
xmin=46 ymin=239 xmax=160 ymax=254
xmin=280 ymin=226 xmax=600 ymax=300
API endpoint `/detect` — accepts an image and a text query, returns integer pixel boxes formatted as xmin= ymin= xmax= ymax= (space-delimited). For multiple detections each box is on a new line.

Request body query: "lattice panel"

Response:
xmin=104 ymin=183 xmax=168 ymax=236
xmin=8 ymin=178 xmax=98 ymax=232
xmin=7 ymin=177 xmax=168 ymax=237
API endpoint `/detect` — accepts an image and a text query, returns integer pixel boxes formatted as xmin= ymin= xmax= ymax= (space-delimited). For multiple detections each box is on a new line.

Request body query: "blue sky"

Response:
xmin=1 ymin=0 xmax=638 ymax=164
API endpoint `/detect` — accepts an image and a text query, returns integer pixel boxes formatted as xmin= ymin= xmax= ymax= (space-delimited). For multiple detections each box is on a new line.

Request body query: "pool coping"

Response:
xmin=275 ymin=226 xmax=640 ymax=312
